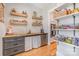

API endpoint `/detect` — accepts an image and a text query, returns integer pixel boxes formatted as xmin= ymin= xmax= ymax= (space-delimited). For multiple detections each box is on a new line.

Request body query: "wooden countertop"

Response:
xmin=2 ymin=33 xmax=48 ymax=38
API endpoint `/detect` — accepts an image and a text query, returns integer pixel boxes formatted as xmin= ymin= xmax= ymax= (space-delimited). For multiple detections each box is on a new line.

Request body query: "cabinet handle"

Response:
xmin=73 ymin=47 xmax=75 ymax=52
xmin=14 ymin=43 xmax=18 ymax=45
xmin=13 ymin=49 xmax=18 ymax=52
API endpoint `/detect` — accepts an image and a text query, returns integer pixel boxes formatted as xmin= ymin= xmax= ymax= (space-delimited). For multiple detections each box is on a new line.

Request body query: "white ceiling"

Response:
xmin=5 ymin=3 xmax=57 ymax=12
xmin=26 ymin=3 xmax=57 ymax=11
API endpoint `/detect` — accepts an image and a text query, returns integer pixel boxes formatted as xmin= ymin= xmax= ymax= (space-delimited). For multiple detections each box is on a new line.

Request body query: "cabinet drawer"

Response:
xmin=16 ymin=37 xmax=24 ymax=41
xmin=3 ymin=38 xmax=17 ymax=42
xmin=17 ymin=40 xmax=24 ymax=44
xmin=3 ymin=45 xmax=24 ymax=56
xmin=3 ymin=40 xmax=24 ymax=49
xmin=3 ymin=41 xmax=17 ymax=49
xmin=3 ymin=37 xmax=24 ymax=42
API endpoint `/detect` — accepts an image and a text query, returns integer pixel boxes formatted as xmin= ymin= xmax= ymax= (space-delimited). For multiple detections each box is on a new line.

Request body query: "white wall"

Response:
xmin=4 ymin=3 xmax=44 ymax=48
xmin=4 ymin=3 xmax=43 ymax=33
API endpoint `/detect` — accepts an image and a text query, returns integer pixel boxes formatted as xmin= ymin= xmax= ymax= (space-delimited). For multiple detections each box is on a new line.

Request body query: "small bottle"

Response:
xmin=27 ymin=30 xmax=31 ymax=34
xmin=41 ymin=27 xmax=44 ymax=33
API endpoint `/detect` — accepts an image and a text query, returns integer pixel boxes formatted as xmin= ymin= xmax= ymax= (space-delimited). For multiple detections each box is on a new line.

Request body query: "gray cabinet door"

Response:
xmin=41 ymin=35 xmax=48 ymax=46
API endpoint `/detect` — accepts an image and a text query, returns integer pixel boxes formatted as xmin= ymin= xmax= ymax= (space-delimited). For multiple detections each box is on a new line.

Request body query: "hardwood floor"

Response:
xmin=16 ymin=42 xmax=57 ymax=56
xmin=16 ymin=45 xmax=50 ymax=56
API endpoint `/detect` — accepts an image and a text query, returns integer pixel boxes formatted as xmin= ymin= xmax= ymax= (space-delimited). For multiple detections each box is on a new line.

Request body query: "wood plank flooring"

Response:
xmin=16 ymin=41 xmax=57 ymax=56
xmin=16 ymin=45 xmax=51 ymax=56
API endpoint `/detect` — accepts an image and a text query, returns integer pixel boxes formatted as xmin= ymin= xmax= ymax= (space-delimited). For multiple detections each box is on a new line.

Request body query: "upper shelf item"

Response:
xmin=32 ymin=11 xmax=43 ymax=26
xmin=0 ymin=3 xmax=4 ymax=8
xmin=49 ymin=3 xmax=79 ymax=20
xmin=32 ymin=20 xmax=42 ymax=26
xmin=10 ymin=8 xmax=28 ymax=18
xmin=53 ymin=8 xmax=79 ymax=20
xmin=9 ymin=19 xmax=27 ymax=25
xmin=32 ymin=11 xmax=43 ymax=20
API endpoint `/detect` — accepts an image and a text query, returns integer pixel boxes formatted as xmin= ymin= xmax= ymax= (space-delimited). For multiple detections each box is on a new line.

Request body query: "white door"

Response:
xmin=32 ymin=36 xmax=41 ymax=48
xmin=25 ymin=37 xmax=32 ymax=51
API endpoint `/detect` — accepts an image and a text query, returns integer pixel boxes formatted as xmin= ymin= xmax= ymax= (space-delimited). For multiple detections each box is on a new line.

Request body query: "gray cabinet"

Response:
xmin=3 ymin=37 xmax=25 ymax=56
xmin=40 ymin=34 xmax=48 ymax=46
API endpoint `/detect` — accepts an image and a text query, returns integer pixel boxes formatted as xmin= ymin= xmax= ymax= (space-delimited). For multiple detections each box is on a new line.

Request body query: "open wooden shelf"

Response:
xmin=10 ymin=23 xmax=27 ymax=26
xmin=32 ymin=16 xmax=42 ymax=20
xmin=0 ymin=3 xmax=4 ymax=22
xmin=11 ymin=12 xmax=28 ymax=18
xmin=10 ymin=20 xmax=27 ymax=26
